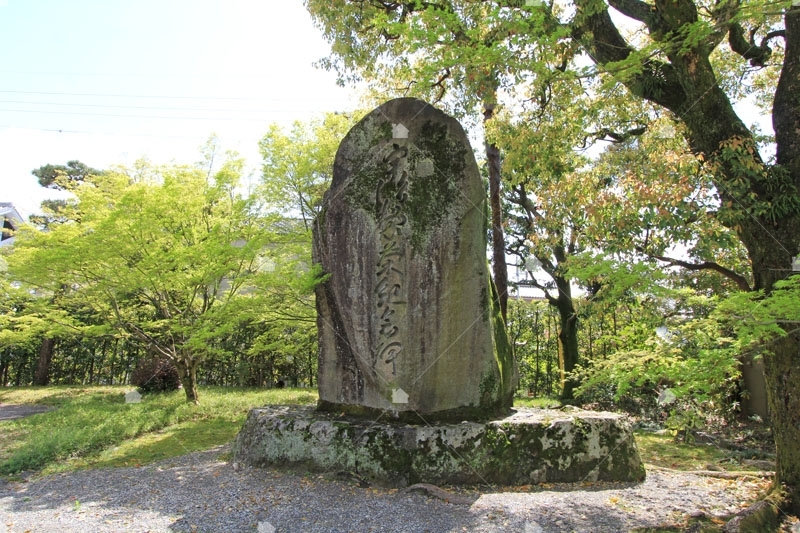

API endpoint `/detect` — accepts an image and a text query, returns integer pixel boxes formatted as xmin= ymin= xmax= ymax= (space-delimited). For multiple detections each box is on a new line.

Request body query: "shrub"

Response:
xmin=131 ymin=357 xmax=181 ymax=393
xmin=574 ymin=318 xmax=741 ymax=433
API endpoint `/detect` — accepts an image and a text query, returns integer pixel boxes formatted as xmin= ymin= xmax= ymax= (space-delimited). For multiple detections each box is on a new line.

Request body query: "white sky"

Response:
xmin=0 ymin=1 xmax=772 ymax=222
xmin=0 ymin=0 xmax=357 ymax=219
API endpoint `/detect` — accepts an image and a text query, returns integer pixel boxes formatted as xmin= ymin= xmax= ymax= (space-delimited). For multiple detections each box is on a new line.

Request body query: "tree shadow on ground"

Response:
xmin=0 ymin=450 xmax=697 ymax=533
xmin=0 ymin=404 xmax=54 ymax=421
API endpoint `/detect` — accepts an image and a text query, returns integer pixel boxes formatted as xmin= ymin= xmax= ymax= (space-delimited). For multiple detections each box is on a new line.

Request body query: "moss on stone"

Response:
xmin=488 ymin=277 xmax=517 ymax=408
xmin=235 ymin=406 xmax=646 ymax=486
xmin=403 ymin=121 xmax=464 ymax=249
xmin=479 ymin=371 xmax=499 ymax=405
xmin=339 ymin=118 xmax=465 ymax=251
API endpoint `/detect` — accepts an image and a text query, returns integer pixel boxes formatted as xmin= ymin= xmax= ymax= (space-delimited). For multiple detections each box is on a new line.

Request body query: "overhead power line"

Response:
xmin=0 ymin=99 xmax=285 ymax=113
xmin=0 ymin=70 xmax=286 ymax=80
xmin=0 ymin=124 xmax=240 ymax=140
xmin=0 ymin=124 xmax=238 ymax=140
xmin=0 ymin=107 xmax=309 ymax=122
xmin=0 ymin=89 xmax=324 ymax=102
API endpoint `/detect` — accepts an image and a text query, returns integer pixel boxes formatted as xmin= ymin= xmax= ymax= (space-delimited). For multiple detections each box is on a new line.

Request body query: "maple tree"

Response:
xmin=7 ymin=157 xmax=310 ymax=404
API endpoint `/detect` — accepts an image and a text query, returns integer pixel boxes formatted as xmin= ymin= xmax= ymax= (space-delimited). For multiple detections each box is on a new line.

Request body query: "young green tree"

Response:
xmin=256 ymin=113 xmax=357 ymax=386
xmin=259 ymin=112 xmax=359 ymax=228
xmin=490 ymin=68 xmax=657 ymax=400
xmin=494 ymin=88 xmax=592 ymax=400
xmin=8 ymin=157 xmax=298 ymax=404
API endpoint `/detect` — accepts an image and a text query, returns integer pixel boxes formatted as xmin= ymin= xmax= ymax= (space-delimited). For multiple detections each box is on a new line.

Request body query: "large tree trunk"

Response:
xmin=765 ymin=13 xmax=800 ymax=511
xmin=483 ymin=104 xmax=509 ymax=323
xmin=763 ymin=331 xmax=800 ymax=516
xmin=751 ymin=251 xmax=800 ymax=518
xmin=734 ymin=7 xmax=800 ymax=514
xmin=574 ymin=1 xmax=800 ymax=513
xmin=33 ymin=337 xmax=55 ymax=386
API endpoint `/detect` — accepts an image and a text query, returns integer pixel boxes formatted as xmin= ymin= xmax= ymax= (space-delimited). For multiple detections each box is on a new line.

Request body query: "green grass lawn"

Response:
xmin=513 ymin=396 xmax=562 ymax=409
xmin=1 ymin=387 xmax=766 ymax=478
xmin=0 ymin=385 xmax=317 ymax=476
xmin=633 ymin=431 xmax=769 ymax=472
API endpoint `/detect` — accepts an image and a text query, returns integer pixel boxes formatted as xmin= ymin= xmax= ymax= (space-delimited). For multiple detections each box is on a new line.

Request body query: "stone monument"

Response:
xmin=234 ymin=99 xmax=645 ymax=488
xmin=312 ymin=97 xmax=515 ymax=420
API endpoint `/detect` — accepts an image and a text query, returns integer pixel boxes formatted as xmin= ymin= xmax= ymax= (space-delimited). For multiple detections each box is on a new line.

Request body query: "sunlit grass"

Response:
xmin=634 ymin=431 xmax=765 ymax=472
xmin=0 ymin=385 xmax=317 ymax=476
xmin=513 ymin=396 xmax=562 ymax=409
xmin=5 ymin=386 xmax=766 ymax=478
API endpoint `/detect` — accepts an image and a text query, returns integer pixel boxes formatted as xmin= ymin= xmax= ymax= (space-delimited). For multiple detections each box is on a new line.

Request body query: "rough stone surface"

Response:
xmin=233 ymin=406 xmax=646 ymax=487
xmin=313 ymin=97 xmax=515 ymax=419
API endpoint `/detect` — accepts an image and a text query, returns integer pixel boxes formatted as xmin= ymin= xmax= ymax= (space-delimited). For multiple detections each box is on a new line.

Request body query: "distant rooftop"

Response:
xmin=0 ymin=203 xmax=23 ymax=247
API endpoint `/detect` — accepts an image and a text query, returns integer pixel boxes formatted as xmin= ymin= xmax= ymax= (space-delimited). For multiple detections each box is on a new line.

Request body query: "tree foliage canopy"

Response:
xmin=7 ymin=153 xmax=319 ymax=403
xmin=306 ymin=0 xmax=800 ymax=515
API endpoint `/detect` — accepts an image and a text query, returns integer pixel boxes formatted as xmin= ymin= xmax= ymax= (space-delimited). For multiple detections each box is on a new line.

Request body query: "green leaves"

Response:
xmin=716 ymin=274 xmax=800 ymax=350
xmin=575 ymin=301 xmax=742 ymax=429
xmin=259 ymin=112 xmax=358 ymax=226
xmin=5 ymin=150 xmax=319 ymax=400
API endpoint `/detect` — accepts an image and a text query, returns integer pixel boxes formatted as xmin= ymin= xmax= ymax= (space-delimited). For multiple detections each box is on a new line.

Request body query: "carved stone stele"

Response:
xmin=313 ymin=98 xmax=515 ymax=420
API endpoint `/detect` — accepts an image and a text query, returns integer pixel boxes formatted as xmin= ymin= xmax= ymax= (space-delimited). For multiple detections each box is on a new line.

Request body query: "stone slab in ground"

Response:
xmin=233 ymin=405 xmax=646 ymax=487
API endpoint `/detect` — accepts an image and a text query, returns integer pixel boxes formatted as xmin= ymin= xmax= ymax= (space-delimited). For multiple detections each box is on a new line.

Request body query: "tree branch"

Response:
xmin=607 ymin=0 xmax=654 ymax=25
xmin=430 ymin=67 xmax=451 ymax=103
xmin=728 ymin=23 xmax=783 ymax=67
xmin=707 ymin=0 xmax=741 ymax=48
xmin=521 ymin=275 xmax=559 ymax=305
xmin=571 ymin=1 xmax=688 ymax=112
xmin=506 ymin=185 xmax=562 ymax=277
xmin=507 ymin=244 xmax=558 ymax=304
xmin=583 ymin=125 xmax=647 ymax=145
xmin=645 ymin=250 xmax=752 ymax=291
xmin=508 ymin=184 xmax=545 ymax=223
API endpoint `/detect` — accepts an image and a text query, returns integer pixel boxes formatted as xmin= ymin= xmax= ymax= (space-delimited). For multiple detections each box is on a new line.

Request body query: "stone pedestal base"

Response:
xmin=233 ymin=406 xmax=645 ymax=487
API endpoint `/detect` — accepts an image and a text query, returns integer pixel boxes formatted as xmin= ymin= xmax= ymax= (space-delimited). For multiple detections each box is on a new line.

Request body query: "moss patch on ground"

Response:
xmin=634 ymin=431 xmax=768 ymax=472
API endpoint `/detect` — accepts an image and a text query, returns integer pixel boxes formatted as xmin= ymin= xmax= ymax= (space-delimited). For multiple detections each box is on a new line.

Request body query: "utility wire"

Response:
xmin=0 ymin=99 xmax=295 ymax=113
xmin=0 ymin=125 xmax=231 ymax=140
xmin=0 ymin=107 xmax=304 ymax=121
xmin=0 ymin=89 xmax=339 ymax=102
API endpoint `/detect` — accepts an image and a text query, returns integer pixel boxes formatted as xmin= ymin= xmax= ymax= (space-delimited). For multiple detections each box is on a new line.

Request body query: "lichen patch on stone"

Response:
xmin=234 ymin=406 xmax=646 ymax=487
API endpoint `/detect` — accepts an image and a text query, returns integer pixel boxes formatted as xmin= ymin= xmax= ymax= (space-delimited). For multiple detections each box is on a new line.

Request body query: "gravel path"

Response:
xmin=0 ymin=445 xmax=770 ymax=533
xmin=0 ymin=405 xmax=54 ymax=421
